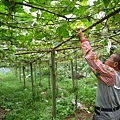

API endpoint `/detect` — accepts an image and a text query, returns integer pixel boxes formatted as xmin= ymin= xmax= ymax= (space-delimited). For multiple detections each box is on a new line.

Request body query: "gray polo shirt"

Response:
xmin=95 ymin=71 xmax=120 ymax=119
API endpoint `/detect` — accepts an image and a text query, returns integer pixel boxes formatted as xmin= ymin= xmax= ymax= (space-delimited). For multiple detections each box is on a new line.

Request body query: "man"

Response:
xmin=76 ymin=30 xmax=120 ymax=120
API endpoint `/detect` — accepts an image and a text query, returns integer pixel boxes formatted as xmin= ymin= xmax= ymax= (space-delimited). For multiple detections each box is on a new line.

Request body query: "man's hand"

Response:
xmin=76 ymin=30 xmax=86 ymax=40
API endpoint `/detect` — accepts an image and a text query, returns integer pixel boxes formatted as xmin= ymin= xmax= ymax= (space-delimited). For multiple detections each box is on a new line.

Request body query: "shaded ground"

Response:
xmin=0 ymin=108 xmax=93 ymax=120
xmin=0 ymin=108 xmax=5 ymax=120
xmin=0 ymin=108 xmax=9 ymax=120
xmin=66 ymin=109 xmax=93 ymax=120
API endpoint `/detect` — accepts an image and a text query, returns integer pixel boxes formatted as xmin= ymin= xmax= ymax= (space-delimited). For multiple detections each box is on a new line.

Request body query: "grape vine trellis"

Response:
xmin=0 ymin=0 xmax=120 ymax=119
xmin=0 ymin=0 xmax=120 ymax=66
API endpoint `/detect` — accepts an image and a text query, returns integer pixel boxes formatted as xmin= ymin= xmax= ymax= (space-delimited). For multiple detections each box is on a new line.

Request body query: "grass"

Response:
xmin=0 ymin=69 xmax=97 ymax=120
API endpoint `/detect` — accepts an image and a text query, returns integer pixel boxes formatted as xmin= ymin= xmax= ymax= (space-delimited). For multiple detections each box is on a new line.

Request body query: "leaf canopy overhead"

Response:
xmin=0 ymin=0 xmax=120 ymax=67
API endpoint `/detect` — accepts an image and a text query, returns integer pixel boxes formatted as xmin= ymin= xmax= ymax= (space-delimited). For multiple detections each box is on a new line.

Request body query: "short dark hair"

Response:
xmin=113 ymin=53 xmax=120 ymax=70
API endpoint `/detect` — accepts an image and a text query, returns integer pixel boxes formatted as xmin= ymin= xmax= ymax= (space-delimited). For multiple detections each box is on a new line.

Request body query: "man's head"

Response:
xmin=105 ymin=53 xmax=120 ymax=71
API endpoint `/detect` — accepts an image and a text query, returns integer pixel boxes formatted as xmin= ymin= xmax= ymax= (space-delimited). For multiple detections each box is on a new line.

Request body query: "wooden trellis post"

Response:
xmin=34 ymin=64 xmax=36 ymax=82
xmin=75 ymin=55 xmax=78 ymax=79
xmin=50 ymin=50 xmax=56 ymax=119
xmin=30 ymin=62 xmax=35 ymax=99
xmin=22 ymin=66 xmax=26 ymax=89
xmin=55 ymin=62 xmax=58 ymax=94
xmin=71 ymin=58 xmax=78 ymax=110
xmin=48 ymin=60 xmax=51 ymax=89
xmin=70 ymin=59 xmax=75 ymax=90
xmin=75 ymin=55 xmax=78 ymax=110
xmin=19 ymin=66 xmax=22 ymax=83
xmin=38 ymin=59 xmax=42 ymax=86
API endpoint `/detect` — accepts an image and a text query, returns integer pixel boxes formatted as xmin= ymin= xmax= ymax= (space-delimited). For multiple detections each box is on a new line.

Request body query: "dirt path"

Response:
xmin=0 ymin=108 xmax=5 ymax=120
xmin=66 ymin=109 xmax=93 ymax=120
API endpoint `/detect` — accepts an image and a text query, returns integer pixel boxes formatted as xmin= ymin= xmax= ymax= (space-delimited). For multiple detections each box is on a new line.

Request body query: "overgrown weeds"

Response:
xmin=0 ymin=69 xmax=97 ymax=120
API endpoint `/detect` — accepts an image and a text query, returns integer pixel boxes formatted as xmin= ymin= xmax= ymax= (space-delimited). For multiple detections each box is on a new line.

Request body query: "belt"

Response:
xmin=95 ymin=106 xmax=120 ymax=115
xmin=95 ymin=106 xmax=119 ymax=112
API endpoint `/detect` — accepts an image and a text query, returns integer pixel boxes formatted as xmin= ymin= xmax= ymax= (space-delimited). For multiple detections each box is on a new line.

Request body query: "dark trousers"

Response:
xmin=92 ymin=112 xmax=120 ymax=120
xmin=92 ymin=114 xmax=100 ymax=120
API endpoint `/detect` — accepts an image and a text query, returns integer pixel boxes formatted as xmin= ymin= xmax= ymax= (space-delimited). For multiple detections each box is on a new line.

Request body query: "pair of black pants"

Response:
xmin=93 ymin=114 xmax=100 ymax=120
xmin=92 ymin=112 xmax=120 ymax=120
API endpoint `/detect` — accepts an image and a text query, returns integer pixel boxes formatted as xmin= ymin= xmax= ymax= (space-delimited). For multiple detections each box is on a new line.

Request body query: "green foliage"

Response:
xmin=102 ymin=0 xmax=119 ymax=7
xmin=78 ymin=76 xmax=96 ymax=107
xmin=0 ymin=67 xmax=96 ymax=120
xmin=0 ymin=0 xmax=119 ymax=67
xmin=56 ymin=98 xmax=74 ymax=119
xmin=102 ymin=0 xmax=111 ymax=7
xmin=56 ymin=22 xmax=69 ymax=38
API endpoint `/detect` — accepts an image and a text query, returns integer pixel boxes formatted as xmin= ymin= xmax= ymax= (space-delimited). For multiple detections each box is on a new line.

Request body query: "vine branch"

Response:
xmin=53 ymin=7 xmax=120 ymax=50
